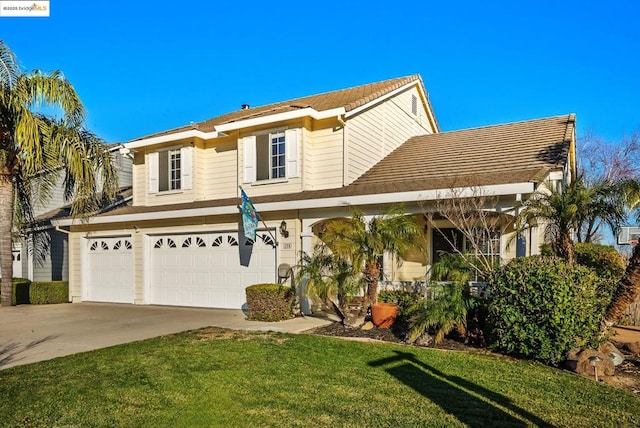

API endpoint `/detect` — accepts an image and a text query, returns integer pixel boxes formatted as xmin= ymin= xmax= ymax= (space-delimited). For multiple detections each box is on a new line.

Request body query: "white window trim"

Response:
xmin=243 ymin=128 xmax=299 ymax=184
xmin=148 ymin=145 xmax=193 ymax=193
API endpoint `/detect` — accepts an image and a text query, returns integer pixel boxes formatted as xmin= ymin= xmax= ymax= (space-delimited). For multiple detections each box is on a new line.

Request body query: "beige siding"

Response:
xmin=238 ymin=122 xmax=304 ymax=197
xmin=199 ymin=137 xmax=238 ymax=200
xmin=306 ymin=118 xmax=344 ymax=190
xmin=346 ymin=86 xmax=434 ymax=184
xmin=133 ymin=232 xmax=144 ymax=304
xmin=133 ymin=143 xmax=197 ymax=207
xmin=68 ymin=232 xmax=82 ymax=302
xmin=132 ymin=152 xmax=146 ymax=206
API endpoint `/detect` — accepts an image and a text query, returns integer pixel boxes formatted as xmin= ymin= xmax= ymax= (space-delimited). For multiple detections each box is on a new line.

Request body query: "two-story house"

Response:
xmin=54 ymin=75 xmax=576 ymax=310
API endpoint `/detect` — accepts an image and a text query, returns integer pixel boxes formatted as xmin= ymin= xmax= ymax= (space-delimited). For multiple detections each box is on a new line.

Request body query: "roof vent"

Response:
xmin=241 ymin=104 xmax=250 ymax=110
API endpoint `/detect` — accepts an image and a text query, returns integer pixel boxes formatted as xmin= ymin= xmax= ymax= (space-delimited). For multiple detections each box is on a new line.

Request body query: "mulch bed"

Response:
xmin=308 ymin=321 xmax=473 ymax=352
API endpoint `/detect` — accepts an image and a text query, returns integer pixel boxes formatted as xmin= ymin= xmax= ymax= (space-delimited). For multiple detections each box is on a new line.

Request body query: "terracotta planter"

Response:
xmin=371 ymin=302 xmax=398 ymax=328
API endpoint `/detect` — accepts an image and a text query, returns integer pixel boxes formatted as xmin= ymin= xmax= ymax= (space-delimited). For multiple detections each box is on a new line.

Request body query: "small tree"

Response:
xmin=296 ymin=242 xmax=362 ymax=322
xmin=422 ymin=185 xmax=505 ymax=280
xmin=320 ymin=205 xmax=421 ymax=320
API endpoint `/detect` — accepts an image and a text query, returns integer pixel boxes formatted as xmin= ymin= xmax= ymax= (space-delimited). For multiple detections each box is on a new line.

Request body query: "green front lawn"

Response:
xmin=0 ymin=328 xmax=638 ymax=427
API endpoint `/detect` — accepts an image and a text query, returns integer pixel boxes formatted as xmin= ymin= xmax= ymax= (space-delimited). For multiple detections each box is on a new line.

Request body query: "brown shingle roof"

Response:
xmin=351 ymin=113 xmax=575 ymax=189
xmin=94 ymin=114 xmax=574 ymax=219
xmin=131 ymin=75 xmax=431 ymax=141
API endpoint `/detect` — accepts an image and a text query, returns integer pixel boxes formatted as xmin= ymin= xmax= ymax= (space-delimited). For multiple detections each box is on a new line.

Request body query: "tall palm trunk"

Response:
xmin=358 ymin=260 xmax=380 ymax=317
xmin=604 ymin=243 xmax=640 ymax=326
xmin=553 ymin=231 xmax=575 ymax=264
xmin=0 ymin=173 xmax=14 ymax=306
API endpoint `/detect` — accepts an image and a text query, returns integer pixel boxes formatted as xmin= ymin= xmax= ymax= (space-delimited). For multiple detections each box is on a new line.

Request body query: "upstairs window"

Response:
xmin=243 ymin=129 xmax=298 ymax=184
xmin=159 ymin=149 xmax=181 ymax=191
xmin=148 ymin=146 xmax=192 ymax=193
xmin=256 ymin=131 xmax=286 ymax=181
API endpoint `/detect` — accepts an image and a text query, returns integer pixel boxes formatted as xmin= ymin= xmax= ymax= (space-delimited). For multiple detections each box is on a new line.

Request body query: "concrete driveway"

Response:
xmin=0 ymin=303 xmax=330 ymax=370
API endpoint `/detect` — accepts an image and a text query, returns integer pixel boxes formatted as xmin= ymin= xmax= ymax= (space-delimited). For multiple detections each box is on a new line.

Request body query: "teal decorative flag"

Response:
xmin=240 ymin=189 xmax=258 ymax=241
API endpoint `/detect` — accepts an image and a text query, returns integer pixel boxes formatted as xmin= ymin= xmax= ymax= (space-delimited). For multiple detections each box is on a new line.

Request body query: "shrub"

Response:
xmin=30 ymin=281 xmax=69 ymax=304
xmin=378 ymin=288 xmax=424 ymax=323
xmin=486 ymin=256 xmax=605 ymax=365
xmin=408 ymin=282 xmax=472 ymax=344
xmin=246 ymin=283 xmax=295 ymax=322
xmin=574 ymin=242 xmax=625 ymax=280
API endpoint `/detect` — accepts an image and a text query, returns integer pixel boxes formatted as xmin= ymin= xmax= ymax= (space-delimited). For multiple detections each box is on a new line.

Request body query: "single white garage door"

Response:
xmin=86 ymin=237 xmax=134 ymax=303
xmin=149 ymin=232 xmax=276 ymax=309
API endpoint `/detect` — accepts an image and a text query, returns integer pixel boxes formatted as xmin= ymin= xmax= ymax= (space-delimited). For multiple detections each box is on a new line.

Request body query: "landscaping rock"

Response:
xmin=566 ymin=348 xmax=615 ymax=379
xmin=623 ymin=341 xmax=640 ymax=356
xmin=414 ymin=333 xmax=433 ymax=347
xmin=361 ymin=321 xmax=374 ymax=331
xmin=599 ymin=342 xmax=625 ymax=366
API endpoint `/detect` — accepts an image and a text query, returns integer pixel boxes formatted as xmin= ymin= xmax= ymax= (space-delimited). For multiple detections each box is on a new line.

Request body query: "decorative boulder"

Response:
xmin=599 ymin=342 xmax=625 ymax=366
xmin=566 ymin=348 xmax=615 ymax=379
xmin=360 ymin=321 xmax=374 ymax=331
xmin=621 ymin=341 xmax=640 ymax=356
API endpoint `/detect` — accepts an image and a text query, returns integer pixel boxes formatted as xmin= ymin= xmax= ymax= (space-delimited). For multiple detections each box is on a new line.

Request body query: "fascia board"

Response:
xmin=125 ymin=130 xmax=216 ymax=150
xmin=344 ymin=81 xmax=417 ymax=118
xmin=52 ymin=182 xmax=534 ymax=227
xmin=214 ymin=107 xmax=346 ymax=133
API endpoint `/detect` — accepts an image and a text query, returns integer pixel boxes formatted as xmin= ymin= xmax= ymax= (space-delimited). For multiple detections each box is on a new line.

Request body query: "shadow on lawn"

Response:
xmin=369 ymin=350 xmax=552 ymax=427
xmin=0 ymin=335 xmax=59 ymax=368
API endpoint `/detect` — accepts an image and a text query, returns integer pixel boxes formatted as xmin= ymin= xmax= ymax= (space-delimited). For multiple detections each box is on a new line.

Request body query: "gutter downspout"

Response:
xmin=337 ymin=115 xmax=347 ymax=187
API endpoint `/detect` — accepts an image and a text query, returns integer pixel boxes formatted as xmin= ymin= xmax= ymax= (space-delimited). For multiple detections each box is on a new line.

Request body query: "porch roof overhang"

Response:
xmin=52 ymin=181 xmax=534 ymax=227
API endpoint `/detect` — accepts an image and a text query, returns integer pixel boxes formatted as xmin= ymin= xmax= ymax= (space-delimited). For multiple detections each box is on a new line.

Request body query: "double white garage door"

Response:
xmin=86 ymin=232 xmax=276 ymax=309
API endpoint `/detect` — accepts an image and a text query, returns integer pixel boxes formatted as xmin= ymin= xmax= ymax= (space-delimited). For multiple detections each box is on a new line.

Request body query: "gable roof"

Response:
xmin=130 ymin=74 xmax=438 ymax=142
xmin=58 ymin=114 xmax=575 ymax=226
xmin=351 ymin=113 xmax=575 ymax=191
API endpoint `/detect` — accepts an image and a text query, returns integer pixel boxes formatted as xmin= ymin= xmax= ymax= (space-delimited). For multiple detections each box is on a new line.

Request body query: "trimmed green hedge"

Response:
xmin=246 ymin=283 xmax=295 ymax=321
xmin=30 ymin=281 xmax=69 ymax=304
xmin=0 ymin=279 xmax=68 ymax=305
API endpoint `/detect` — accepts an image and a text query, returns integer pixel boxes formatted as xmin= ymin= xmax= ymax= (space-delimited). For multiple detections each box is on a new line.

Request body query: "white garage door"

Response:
xmin=149 ymin=232 xmax=276 ymax=309
xmin=87 ymin=237 xmax=134 ymax=303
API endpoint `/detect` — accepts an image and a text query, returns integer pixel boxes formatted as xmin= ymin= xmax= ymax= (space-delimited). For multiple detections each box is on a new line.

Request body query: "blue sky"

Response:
xmin=3 ymin=1 xmax=638 ymax=145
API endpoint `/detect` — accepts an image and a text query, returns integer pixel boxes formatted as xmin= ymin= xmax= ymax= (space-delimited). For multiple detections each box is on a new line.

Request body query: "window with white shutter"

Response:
xmin=148 ymin=146 xmax=192 ymax=192
xmin=246 ymin=129 xmax=299 ymax=182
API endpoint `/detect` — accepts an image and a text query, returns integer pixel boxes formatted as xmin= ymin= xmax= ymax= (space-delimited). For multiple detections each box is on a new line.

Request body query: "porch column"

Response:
xmin=529 ymin=225 xmax=539 ymax=256
xmin=299 ymin=218 xmax=316 ymax=315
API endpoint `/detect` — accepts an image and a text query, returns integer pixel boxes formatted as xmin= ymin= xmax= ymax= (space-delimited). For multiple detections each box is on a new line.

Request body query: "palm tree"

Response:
xmin=516 ymin=178 xmax=606 ymax=264
xmin=296 ymin=242 xmax=363 ymax=321
xmin=0 ymin=41 xmax=117 ymax=306
xmin=575 ymin=178 xmax=631 ymax=243
xmin=604 ymin=242 xmax=640 ymax=326
xmin=320 ymin=205 xmax=422 ymax=318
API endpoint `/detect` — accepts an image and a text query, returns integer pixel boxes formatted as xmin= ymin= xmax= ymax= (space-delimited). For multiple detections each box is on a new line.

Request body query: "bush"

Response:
xmin=246 ymin=283 xmax=295 ymax=321
xmin=378 ymin=288 xmax=424 ymax=322
xmin=29 ymin=281 xmax=69 ymax=304
xmin=486 ymin=256 xmax=605 ymax=366
xmin=574 ymin=242 xmax=625 ymax=280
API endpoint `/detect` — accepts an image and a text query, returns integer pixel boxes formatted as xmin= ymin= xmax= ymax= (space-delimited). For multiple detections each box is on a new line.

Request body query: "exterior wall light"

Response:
xmin=279 ymin=220 xmax=289 ymax=238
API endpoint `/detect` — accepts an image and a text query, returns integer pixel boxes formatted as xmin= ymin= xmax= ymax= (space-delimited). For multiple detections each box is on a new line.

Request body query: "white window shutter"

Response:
xmin=148 ymin=152 xmax=159 ymax=193
xmin=285 ymin=129 xmax=299 ymax=178
xmin=243 ymin=136 xmax=256 ymax=183
xmin=181 ymin=146 xmax=193 ymax=190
